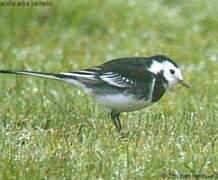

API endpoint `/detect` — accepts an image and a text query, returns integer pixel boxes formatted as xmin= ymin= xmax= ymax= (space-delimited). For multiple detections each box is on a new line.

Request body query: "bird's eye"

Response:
xmin=170 ymin=69 xmax=175 ymax=74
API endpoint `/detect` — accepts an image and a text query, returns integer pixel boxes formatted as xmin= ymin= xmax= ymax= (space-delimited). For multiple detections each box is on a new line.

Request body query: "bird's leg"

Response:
xmin=110 ymin=110 xmax=121 ymax=133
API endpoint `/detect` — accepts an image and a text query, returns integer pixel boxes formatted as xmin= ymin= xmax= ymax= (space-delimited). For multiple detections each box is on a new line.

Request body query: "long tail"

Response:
xmin=0 ymin=70 xmax=98 ymax=94
xmin=0 ymin=70 xmax=61 ymax=80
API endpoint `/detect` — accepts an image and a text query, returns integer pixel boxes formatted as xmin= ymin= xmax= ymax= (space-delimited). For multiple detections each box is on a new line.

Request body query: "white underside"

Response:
xmin=96 ymin=94 xmax=151 ymax=112
xmin=63 ymin=78 xmax=93 ymax=94
xmin=62 ymin=76 xmax=152 ymax=112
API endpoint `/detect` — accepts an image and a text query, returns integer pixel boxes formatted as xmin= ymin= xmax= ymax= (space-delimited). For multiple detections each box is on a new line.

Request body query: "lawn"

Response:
xmin=0 ymin=0 xmax=218 ymax=179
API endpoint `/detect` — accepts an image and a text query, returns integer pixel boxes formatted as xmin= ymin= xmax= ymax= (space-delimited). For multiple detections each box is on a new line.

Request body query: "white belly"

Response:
xmin=96 ymin=94 xmax=151 ymax=112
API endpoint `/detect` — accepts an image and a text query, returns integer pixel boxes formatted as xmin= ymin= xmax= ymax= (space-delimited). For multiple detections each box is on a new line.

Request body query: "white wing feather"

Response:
xmin=100 ymin=72 xmax=133 ymax=88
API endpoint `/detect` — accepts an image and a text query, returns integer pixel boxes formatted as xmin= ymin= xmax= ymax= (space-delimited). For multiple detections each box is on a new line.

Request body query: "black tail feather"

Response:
xmin=0 ymin=70 xmax=60 ymax=80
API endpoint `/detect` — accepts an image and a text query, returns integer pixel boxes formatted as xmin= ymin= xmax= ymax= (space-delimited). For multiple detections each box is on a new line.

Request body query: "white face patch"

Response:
xmin=148 ymin=60 xmax=163 ymax=74
xmin=148 ymin=59 xmax=184 ymax=88
xmin=162 ymin=61 xmax=183 ymax=87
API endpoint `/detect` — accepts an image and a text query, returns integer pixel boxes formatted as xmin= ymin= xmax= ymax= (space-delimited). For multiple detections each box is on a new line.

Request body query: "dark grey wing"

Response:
xmin=59 ymin=68 xmax=133 ymax=88
xmin=59 ymin=57 xmax=151 ymax=86
xmin=97 ymin=58 xmax=159 ymax=100
xmin=59 ymin=57 xmax=165 ymax=101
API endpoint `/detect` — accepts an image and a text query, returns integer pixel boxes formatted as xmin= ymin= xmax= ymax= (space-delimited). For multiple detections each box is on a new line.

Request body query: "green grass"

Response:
xmin=0 ymin=0 xmax=218 ymax=179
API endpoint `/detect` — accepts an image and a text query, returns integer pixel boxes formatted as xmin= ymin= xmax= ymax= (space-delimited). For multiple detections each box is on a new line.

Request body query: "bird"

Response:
xmin=0 ymin=55 xmax=190 ymax=133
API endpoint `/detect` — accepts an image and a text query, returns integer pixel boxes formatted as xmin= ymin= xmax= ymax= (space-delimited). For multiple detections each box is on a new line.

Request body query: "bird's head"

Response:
xmin=148 ymin=55 xmax=190 ymax=88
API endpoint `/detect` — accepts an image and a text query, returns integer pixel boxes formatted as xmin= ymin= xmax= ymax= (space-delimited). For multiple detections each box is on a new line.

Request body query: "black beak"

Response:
xmin=178 ymin=79 xmax=191 ymax=88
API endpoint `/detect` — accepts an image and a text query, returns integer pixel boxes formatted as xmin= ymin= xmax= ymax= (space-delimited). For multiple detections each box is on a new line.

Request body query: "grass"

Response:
xmin=0 ymin=0 xmax=218 ymax=179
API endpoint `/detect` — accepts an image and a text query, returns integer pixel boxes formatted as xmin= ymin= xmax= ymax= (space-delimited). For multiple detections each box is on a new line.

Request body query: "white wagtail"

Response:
xmin=0 ymin=55 xmax=190 ymax=132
